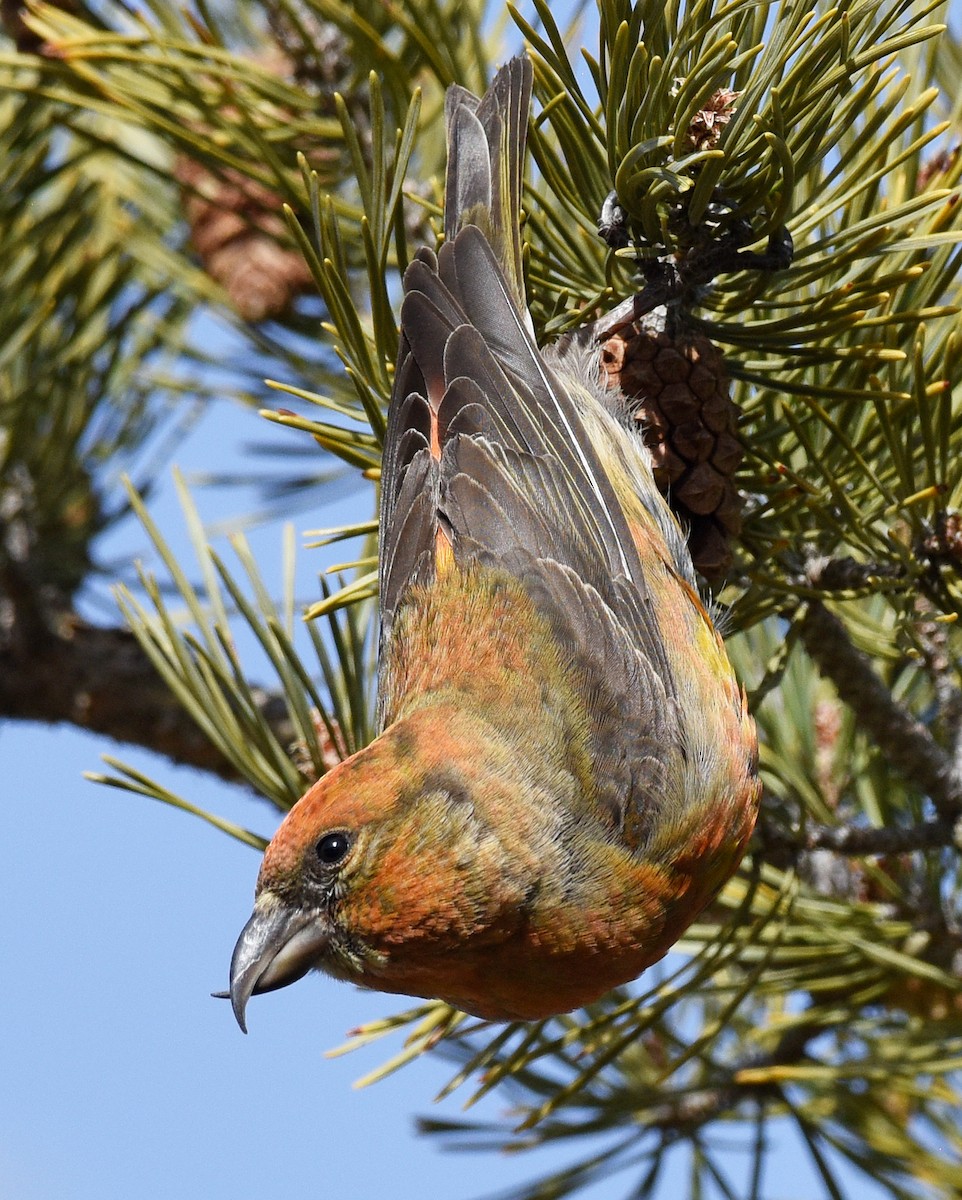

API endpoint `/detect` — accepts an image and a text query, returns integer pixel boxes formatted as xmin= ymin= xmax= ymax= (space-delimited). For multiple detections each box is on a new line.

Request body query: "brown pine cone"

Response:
xmin=600 ymin=326 xmax=744 ymax=582
xmin=174 ymin=48 xmax=343 ymax=323
xmin=175 ymin=156 xmax=317 ymax=323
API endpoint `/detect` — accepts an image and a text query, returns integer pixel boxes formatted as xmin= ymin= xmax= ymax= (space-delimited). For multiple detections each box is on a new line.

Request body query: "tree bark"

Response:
xmin=0 ymin=611 xmax=291 ymax=784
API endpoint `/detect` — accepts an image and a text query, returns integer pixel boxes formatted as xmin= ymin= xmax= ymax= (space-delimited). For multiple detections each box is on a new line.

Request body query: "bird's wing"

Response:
xmin=378 ymin=226 xmax=687 ymax=845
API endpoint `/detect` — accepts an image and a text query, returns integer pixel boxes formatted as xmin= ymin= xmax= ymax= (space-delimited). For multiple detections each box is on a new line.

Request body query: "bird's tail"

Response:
xmin=440 ymin=58 xmax=698 ymax=590
xmin=444 ymin=56 xmax=532 ymax=317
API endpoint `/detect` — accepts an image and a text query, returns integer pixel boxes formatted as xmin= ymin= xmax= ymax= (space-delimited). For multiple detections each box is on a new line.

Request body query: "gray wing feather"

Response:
xmin=437 ymin=230 xmax=644 ymax=589
xmin=378 ymin=419 xmax=438 ymax=644
xmin=378 ymin=61 xmax=687 ymax=836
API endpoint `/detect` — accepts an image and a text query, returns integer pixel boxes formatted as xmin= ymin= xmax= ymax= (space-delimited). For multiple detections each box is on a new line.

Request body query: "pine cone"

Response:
xmin=289 ymin=713 xmax=348 ymax=785
xmin=600 ymin=325 xmax=744 ymax=582
xmin=680 ymin=87 xmax=738 ymax=153
xmin=175 ymin=156 xmax=316 ymax=322
xmin=174 ymin=48 xmax=342 ymax=323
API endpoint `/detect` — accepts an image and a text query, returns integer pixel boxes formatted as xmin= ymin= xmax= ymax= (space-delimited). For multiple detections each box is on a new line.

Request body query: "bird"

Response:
xmin=226 ymin=55 xmax=759 ymax=1028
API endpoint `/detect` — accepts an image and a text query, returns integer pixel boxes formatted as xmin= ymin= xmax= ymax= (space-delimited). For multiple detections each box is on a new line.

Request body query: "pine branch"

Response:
xmin=646 ymin=1020 xmax=823 ymax=1133
xmin=760 ymin=814 xmax=954 ymax=859
xmin=796 ymin=554 xmax=903 ymax=594
xmin=797 ymin=598 xmax=962 ymax=821
xmin=0 ymin=605 xmax=292 ymax=784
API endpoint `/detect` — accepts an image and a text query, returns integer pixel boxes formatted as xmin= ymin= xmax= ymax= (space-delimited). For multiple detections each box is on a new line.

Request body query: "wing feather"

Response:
xmin=378 ymin=61 xmax=689 ymax=840
xmin=438 ymin=230 xmax=643 ymax=587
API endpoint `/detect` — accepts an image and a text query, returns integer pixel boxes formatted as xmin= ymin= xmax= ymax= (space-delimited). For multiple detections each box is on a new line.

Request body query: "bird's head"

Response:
xmin=226 ymin=709 xmax=535 ymax=1029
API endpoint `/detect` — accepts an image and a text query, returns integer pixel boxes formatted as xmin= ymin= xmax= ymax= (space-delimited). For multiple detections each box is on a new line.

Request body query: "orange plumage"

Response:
xmin=226 ymin=56 xmax=759 ymax=1028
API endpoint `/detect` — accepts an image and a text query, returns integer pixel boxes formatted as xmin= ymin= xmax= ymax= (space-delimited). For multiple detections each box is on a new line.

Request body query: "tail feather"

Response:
xmin=444 ymin=56 xmax=532 ymax=316
xmin=441 ymin=58 xmax=697 ymax=588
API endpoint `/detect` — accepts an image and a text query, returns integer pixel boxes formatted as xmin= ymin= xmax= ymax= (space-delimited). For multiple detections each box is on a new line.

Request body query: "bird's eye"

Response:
xmin=315 ymin=831 xmax=351 ymax=865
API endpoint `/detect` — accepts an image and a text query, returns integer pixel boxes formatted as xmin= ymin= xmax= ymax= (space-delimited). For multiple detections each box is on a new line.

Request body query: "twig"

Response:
xmin=801 ymin=554 xmax=902 ymax=593
xmin=797 ymin=599 xmax=962 ymax=822
xmin=647 ymin=1021 xmax=822 ymax=1133
xmin=759 ymin=816 xmax=954 ymax=858
xmin=0 ymin=609 xmax=294 ymax=786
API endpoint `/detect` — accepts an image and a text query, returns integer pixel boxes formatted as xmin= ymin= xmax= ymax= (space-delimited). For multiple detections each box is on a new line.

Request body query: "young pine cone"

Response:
xmin=601 ymin=326 xmax=744 ymax=582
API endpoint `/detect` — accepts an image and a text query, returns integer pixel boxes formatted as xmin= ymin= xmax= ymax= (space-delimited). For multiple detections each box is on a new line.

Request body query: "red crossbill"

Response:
xmin=227 ymin=56 xmax=759 ymax=1027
